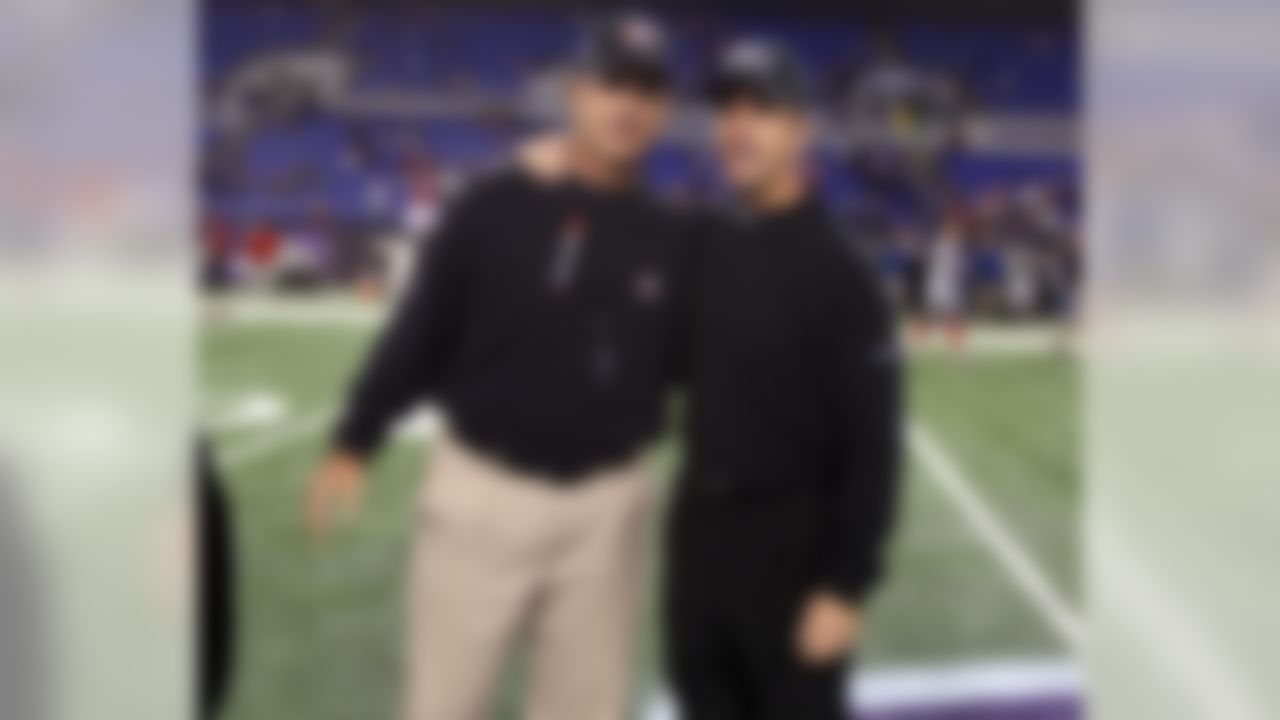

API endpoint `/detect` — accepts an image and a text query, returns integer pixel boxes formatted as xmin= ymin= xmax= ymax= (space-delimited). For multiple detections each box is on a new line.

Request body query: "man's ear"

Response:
xmin=653 ymin=94 xmax=676 ymax=124
xmin=565 ymin=71 xmax=592 ymax=107
xmin=796 ymin=111 xmax=817 ymax=146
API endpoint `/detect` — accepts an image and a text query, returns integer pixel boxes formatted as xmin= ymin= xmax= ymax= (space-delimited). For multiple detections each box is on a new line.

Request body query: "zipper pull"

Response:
xmin=548 ymin=212 xmax=587 ymax=294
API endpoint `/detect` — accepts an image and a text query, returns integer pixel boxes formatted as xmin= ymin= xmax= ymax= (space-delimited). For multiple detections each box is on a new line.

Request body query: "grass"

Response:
xmin=204 ymin=315 xmax=1078 ymax=720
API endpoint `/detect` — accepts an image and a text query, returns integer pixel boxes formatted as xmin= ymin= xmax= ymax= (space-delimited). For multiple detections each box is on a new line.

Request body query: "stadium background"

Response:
xmin=201 ymin=0 xmax=1081 ymax=717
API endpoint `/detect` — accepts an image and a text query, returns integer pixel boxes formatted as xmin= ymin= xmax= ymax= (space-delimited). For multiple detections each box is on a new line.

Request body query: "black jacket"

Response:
xmin=335 ymin=169 xmax=689 ymax=478
xmin=678 ymin=197 xmax=902 ymax=601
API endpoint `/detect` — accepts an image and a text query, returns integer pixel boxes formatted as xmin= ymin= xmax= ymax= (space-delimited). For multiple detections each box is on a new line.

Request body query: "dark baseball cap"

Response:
xmin=577 ymin=12 xmax=673 ymax=90
xmin=705 ymin=38 xmax=813 ymax=109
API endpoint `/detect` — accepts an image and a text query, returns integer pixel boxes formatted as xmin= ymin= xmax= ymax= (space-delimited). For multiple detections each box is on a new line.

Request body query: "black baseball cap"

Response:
xmin=576 ymin=12 xmax=673 ymax=90
xmin=705 ymin=38 xmax=812 ymax=109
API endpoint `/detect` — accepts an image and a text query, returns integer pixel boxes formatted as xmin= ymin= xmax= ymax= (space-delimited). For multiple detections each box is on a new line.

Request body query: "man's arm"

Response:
xmin=332 ymin=186 xmax=482 ymax=457
xmin=795 ymin=243 xmax=903 ymax=666
xmin=307 ymin=183 xmax=484 ymax=540
xmin=817 ymin=247 xmax=904 ymax=604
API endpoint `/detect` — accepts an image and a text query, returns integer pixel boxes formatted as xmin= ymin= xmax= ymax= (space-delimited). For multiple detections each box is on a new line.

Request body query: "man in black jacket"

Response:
xmin=306 ymin=14 xmax=686 ymax=720
xmin=666 ymin=40 xmax=902 ymax=720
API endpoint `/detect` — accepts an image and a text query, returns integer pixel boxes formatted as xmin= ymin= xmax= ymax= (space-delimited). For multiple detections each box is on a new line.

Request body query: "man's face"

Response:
xmin=569 ymin=72 xmax=671 ymax=168
xmin=711 ymin=95 xmax=812 ymax=195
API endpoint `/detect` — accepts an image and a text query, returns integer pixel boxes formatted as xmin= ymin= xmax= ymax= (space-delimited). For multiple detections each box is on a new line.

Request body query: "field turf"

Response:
xmin=203 ymin=302 xmax=1079 ymax=720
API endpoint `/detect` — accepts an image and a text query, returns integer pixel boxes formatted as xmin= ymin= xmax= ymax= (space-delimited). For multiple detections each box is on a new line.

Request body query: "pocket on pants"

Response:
xmin=418 ymin=446 xmax=549 ymax=567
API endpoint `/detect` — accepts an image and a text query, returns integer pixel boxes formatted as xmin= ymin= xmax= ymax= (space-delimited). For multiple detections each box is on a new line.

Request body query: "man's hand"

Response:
xmin=515 ymin=133 xmax=570 ymax=183
xmin=795 ymin=590 xmax=863 ymax=666
xmin=306 ymin=451 xmax=366 ymax=543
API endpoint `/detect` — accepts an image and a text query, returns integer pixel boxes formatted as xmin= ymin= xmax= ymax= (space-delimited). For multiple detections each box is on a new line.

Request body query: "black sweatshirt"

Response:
xmin=334 ymin=169 xmax=688 ymax=478
xmin=678 ymin=196 xmax=902 ymax=602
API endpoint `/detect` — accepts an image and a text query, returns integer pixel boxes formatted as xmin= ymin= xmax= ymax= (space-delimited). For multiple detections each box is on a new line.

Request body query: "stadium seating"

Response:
xmin=203 ymin=4 xmax=1078 ymax=230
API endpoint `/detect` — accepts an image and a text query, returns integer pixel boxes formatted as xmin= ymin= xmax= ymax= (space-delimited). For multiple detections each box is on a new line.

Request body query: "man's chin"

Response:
xmin=600 ymin=147 xmax=649 ymax=169
xmin=724 ymin=175 xmax=766 ymax=197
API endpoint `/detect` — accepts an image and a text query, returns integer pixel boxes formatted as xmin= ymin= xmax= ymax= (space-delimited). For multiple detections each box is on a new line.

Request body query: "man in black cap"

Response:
xmin=306 ymin=13 xmax=685 ymax=720
xmin=665 ymin=39 xmax=902 ymax=719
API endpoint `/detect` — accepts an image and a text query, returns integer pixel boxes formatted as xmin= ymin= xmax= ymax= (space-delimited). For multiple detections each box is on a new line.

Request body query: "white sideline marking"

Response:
xmin=641 ymin=657 xmax=1079 ymax=718
xmin=218 ymin=403 xmax=440 ymax=470
xmin=908 ymin=423 xmax=1084 ymax=650
xmin=851 ymin=656 xmax=1079 ymax=710
xmin=221 ymin=407 xmax=336 ymax=469
xmin=218 ymin=296 xmax=385 ymax=327
xmin=209 ymin=299 xmax=1071 ymax=357
xmin=211 ymin=390 xmax=290 ymax=431
xmin=909 ymin=326 xmax=1076 ymax=357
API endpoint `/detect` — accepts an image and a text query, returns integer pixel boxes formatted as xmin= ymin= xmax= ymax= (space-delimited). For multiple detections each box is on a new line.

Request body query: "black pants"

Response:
xmin=199 ymin=442 xmax=236 ymax=718
xmin=664 ymin=497 xmax=850 ymax=720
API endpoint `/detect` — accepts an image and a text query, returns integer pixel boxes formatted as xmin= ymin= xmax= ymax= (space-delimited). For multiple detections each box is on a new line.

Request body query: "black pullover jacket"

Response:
xmin=334 ymin=169 xmax=688 ymax=478
xmin=678 ymin=196 xmax=902 ymax=602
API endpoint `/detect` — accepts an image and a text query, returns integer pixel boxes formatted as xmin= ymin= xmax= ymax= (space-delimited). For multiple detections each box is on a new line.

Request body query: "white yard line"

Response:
xmin=217 ymin=405 xmax=441 ymax=470
xmin=851 ymin=656 xmax=1079 ymax=710
xmin=220 ymin=406 xmax=336 ymax=469
xmin=213 ymin=295 xmax=386 ymax=328
xmin=908 ymin=422 xmax=1084 ymax=651
xmin=209 ymin=300 xmax=1070 ymax=357
xmin=207 ymin=389 xmax=291 ymax=432
xmin=642 ymin=657 xmax=1080 ymax=718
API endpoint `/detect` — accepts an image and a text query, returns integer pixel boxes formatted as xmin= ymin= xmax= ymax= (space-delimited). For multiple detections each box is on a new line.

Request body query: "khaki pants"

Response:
xmin=403 ymin=433 xmax=657 ymax=720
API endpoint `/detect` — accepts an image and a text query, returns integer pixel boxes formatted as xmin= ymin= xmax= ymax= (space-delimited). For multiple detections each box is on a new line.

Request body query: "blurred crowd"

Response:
xmin=201 ymin=3 xmax=1079 ymax=321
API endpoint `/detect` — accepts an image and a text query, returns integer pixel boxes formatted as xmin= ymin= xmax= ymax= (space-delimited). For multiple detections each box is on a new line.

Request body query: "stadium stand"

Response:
xmin=202 ymin=3 xmax=1079 ymax=319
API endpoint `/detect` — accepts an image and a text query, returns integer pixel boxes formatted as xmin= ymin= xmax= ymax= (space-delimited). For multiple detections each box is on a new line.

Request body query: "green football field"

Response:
xmin=203 ymin=301 xmax=1080 ymax=720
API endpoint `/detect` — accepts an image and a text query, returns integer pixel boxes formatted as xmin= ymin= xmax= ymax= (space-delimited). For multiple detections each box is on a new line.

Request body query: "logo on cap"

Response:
xmin=633 ymin=267 xmax=665 ymax=305
xmin=726 ymin=41 xmax=776 ymax=73
xmin=619 ymin=16 xmax=662 ymax=51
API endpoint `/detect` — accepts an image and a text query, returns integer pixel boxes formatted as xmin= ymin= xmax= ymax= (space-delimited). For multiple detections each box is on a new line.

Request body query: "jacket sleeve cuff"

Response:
xmin=331 ymin=421 xmax=379 ymax=460
xmin=819 ymin=552 xmax=883 ymax=606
